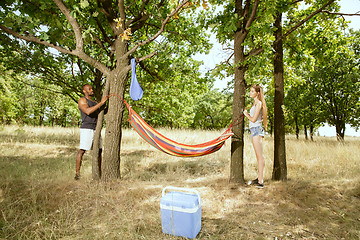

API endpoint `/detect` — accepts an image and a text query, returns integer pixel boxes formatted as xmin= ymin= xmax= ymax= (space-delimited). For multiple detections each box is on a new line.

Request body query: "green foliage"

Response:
xmin=192 ymin=90 xmax=232 ymax=129
xmin=0 ymin=67 xmax=79 ymax=126
xmin=309 ymin=44 xmax=360 ymax=129
xmin=0 ymin=0 xmax=218 ymax=129
xmin=0 ymin=66 xmax=17 ymax=123
xmin=127 ymin=56 xmax=213 ymax=129
xmin=284 ymin=11 xmax=360 ymax=139
xmin=0 ymin=39 xmax=89 ymax=102
xmin=207 ymin=0 xmax=278 ymax=69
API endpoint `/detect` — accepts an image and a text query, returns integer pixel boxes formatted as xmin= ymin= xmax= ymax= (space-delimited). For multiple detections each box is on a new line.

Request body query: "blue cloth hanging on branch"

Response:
xmin=130 ymin=58 xmax=143 ymax=101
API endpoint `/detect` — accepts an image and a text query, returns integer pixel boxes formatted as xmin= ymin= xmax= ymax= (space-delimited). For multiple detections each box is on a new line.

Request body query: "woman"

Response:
xmin=243 ymin=84 xmax=268 ymax=188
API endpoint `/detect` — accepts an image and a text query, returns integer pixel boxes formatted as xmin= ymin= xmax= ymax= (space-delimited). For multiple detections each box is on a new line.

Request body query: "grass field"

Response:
xmin=0 ymin=125 xmax=359 ymax=239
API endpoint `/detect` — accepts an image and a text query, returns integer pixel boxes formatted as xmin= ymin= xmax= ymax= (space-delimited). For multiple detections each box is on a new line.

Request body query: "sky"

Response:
xmin=194 ymin=0 xmax=360 ymax=137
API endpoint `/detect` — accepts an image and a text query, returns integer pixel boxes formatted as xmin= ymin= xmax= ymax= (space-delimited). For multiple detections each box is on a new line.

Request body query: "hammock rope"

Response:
xmin=109 ymin=93 xmax=244 ymax=157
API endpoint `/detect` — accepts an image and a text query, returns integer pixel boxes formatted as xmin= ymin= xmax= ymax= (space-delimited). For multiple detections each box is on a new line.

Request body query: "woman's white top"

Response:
xmin=249 ymin=102 xmax=263 ymax=129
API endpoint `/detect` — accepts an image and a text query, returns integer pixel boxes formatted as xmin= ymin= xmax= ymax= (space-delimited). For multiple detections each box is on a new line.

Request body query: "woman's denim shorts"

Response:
xmin=249 ymin=126 xmax=265 ymax=138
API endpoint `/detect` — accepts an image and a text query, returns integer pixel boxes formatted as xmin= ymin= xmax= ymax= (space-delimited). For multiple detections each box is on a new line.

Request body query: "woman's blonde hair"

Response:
xmin=252 ymin=84 xmax=268 ymax=131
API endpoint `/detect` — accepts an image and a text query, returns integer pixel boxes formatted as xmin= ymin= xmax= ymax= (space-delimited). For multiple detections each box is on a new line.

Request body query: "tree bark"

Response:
xmin=102 ymin=73 xmax=127 ymax=181
xmin=91 ymin=34 xmax=129 ymax=181
xmin=230 ymin=0 xmax=248 ymax=184
xmin=91 ymin=77 xmax=110 ymax=180
xmin=230 ymin=63 xmax=246 ymax=184
xmin=93 ymin=69 xmax=105 ymax=101
xmin=295 ymin=112 xmax=299 ymax=139
xmin=101 ymin=44 xmax=129 ymax=181
xmin=272 ymin=12 xmax=287 ymax=181
xmin=310 ymin=124 xmax=314 ymax=141
xmin=335 ymin=120 xmax=345 ymax=141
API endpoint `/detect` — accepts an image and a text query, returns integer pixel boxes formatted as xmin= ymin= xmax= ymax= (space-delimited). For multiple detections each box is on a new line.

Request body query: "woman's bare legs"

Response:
xmin=251 ymin=135 xmax=265 ymax=184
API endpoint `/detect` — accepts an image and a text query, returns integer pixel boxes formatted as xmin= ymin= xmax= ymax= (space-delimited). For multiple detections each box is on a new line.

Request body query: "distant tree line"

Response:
xmin=0 ymin=67 xmax=79 ymax=126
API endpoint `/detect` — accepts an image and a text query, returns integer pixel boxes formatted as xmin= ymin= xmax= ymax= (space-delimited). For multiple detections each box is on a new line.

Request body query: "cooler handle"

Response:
xmin=162 ymin=186 xmax=201 ymax=206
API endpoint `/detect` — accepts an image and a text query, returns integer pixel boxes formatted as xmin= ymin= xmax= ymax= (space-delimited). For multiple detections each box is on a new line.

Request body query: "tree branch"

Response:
xmin=18 ymin=74 xmax=79 ymax=103
xmin=121 ymin=0 xmax=190 ymax=62
xmin=0 ymin=7 xmax=112 ymax=76
xmin=90 ymin=33 xmax=111 ymax=55
xmin=0 ymin=24 xmax=72 ymax=55
xmin=12 ymin=47 xmax=83 ymax=99
xmin=94 ymin=15 xmax=114 ymax=43
xmin=14 ymin=64 xmax=80 ymax=102
xmin=226 ymin=53 xmax=234 ymax=66
xmin=247 ymin=47 xmax=263 ymax=57
xmin=247 ymin=0 xmax=336 ymax=58
xmin=95 ymin=0 xmax=119 ymax=37
xmin=129 ymin=14 xmax=151 ymax=33
xmin=125 ymin=0 xmax=151 ymax=31
xmin=280 ymin=0 xmax=336 ymax=42
xmin=53 ymin=0 xmax=84 ymax=53
xmin=291 ymin=0 xmax=304 ymax=5
xmin=138 ymin=51 xmax=158 ymax=62
xmin=138 ymin=61 xmax=165 ymax=83
xmin=144 ymin=22 xmax=193 ymax=43
xmin=322 ymin=9 xmax=360 ymax=16
xmin=245 ymin=0 xmax=260 ymax=30
xmin=52 ymin=0 xmax=112 ymax=75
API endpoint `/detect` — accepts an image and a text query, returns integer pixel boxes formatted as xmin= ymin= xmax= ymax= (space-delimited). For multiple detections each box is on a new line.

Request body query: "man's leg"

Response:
xmin=75 ymin=149 xmax=86 ymax=180
xmin=77 ymin=128 xmax=93 ymax=180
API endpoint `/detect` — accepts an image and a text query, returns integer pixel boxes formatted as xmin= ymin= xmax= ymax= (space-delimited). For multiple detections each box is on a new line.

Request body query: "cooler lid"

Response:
xmin=160 ymin=192 xmax=200 ymax=213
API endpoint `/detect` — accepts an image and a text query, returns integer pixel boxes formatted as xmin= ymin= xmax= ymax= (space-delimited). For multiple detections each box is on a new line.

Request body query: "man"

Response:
xmin=75 ymin=84 xmax=109 ymax=180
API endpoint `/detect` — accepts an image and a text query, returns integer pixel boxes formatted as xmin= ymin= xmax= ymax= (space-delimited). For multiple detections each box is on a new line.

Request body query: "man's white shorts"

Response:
xmin=79 ymin=128 xmax=103 ymax=151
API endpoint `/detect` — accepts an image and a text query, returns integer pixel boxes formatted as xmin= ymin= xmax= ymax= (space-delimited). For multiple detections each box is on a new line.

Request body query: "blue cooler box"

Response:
xmin=160 ymin=186 xmax=201 ymax=239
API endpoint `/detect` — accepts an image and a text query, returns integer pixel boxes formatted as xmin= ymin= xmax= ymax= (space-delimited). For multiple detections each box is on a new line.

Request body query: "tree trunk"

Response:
xmin=91 ymin=77 xmax=111 ymax=180
xmin=93 ymin=69 xmax=104 ymax=101
xmin=91 ymin=39 xmax=128 ymax=181
xmin=230 ymin=11 xmax=247 ymax=184
xmin=295 ymin=112 xmax=299 ymax=139
xmin=102 ymin=70 xmax=128 ymax=181
xmin=335 ymin=120 xmax=345 ymax=141
xmin=309 ymin=104 xmax=313 ymax=141
xmin=230 ymin=65 xmax=246 ymax=184
xmin=39 ymin=115 xmax=44 ymax=126
xmin=272 ymin=12 xmax=287 ymax=181
xmin=310 ymin=124 xmax=314 ymax=141
xmin=304 ymin=125 xmax=308 ymax=140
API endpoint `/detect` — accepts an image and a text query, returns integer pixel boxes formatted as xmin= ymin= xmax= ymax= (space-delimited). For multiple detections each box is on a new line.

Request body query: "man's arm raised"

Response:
xmin=78 ymin=96 xmax=109 ymax=116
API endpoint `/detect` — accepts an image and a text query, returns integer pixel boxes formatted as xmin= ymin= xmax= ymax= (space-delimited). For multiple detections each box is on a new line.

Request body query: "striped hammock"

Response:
xmin=112 ymin=94 xmax=242 ymax=157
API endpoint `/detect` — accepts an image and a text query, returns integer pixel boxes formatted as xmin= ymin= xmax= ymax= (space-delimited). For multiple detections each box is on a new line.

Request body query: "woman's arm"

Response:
xmin=244 ymin=101 xmax=262 ymax=123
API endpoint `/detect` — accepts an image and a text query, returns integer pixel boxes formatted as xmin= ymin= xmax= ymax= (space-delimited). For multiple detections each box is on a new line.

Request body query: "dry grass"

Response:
xmin=0 ymin=126 xmax=359 ymax=239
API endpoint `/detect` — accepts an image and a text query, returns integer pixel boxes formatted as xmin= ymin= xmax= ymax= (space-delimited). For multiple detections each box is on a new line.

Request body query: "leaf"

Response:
xmin=80 ymin=0 xmax=89 ymax=9
xmin=202 ymin=0 xmax=208 ymax=9
xmin=114 ymin=18 xmax=123 ymax=29
xmin=120 ymin=28 xmax=132 ymax=41
xmin=184 ymin=2 xmax=193 ymax=8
